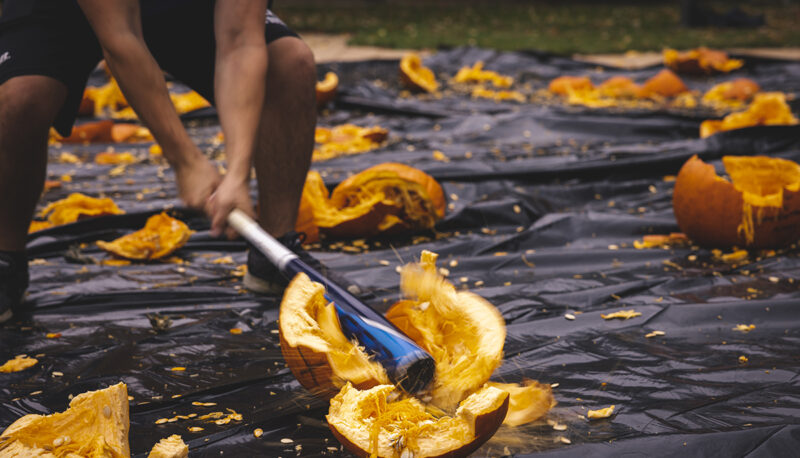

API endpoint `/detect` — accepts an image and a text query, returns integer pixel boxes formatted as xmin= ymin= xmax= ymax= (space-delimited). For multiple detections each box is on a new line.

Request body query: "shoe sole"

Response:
xmin=243 ymin=272 xmax=286 ymax=295
xmin=0 ymin=309 xmax=11 ymax=324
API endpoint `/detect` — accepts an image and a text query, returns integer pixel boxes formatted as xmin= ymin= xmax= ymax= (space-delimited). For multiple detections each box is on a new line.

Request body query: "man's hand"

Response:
xmin=173 ymin=152 xmax=221 ymax=212
xmin=205 ymin=175 xmax=255 ymax=239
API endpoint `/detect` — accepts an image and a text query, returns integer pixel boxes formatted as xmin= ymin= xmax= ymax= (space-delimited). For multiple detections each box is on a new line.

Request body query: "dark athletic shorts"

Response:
xmin=0 ymin=0 xmax=298 ymax=136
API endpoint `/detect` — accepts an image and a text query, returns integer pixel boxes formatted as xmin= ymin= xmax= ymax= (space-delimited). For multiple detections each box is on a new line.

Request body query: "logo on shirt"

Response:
xmin=0 ymin=52 xmax=10 ymax=66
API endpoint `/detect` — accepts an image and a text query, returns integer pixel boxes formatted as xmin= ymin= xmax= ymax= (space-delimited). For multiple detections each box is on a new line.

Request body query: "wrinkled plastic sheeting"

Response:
xmin=2 ymin=48 xmax=800 ymax=456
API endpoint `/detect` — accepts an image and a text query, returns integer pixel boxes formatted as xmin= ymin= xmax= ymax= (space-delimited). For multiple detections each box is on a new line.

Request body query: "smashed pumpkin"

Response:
xmin=316 ymin=72 xmax=339 ymax=107
xmin=637 ymin=69 xmax=689 ymax=98
xmin=296 ymin=163 xmax=444 ymax=241
xmin=328 ymin=383 xmax=509 ymax=458
xmin=597 ymin=76 xmax=641 ymax=99
xmin=148 ymin=435 xmax=188 ymax=458
xmin=672 ymin=155 xmax=800 ymax=248
xmin=313 ymin=124 xmax=389 ymax=161
xmin=97 ymin=212 xmax=194 ymax=260
xmin=664 ymin=47 xmax=743 ymax=75
xmin=95 ymin=151 xmax=137 ymax=165
xmin=281 ymin=250 xmax=551 ymax=456
xmin=0 ymin=382 xmax=130 ymax=457
xmin=453 ymin=62 xmax=513 ymax=88
xmin=400 ymin=53 xmax=439 ymax=93
xmin=39 ymin=193 xmax=124 ymax=226
xmin=702 ymin=78 xmax=760 ymax=108
xmin=700 ymin=92 xmax=799 ymax=138
xmin=548 ymin=76 xmax=594 ymax=96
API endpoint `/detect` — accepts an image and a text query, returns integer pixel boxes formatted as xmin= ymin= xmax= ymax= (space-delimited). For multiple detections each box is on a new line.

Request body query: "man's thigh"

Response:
xmin=143 ymin=1 xmax=301 ymax=104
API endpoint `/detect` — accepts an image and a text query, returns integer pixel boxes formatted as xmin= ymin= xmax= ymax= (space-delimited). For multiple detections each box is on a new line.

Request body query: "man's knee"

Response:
xmin=267 ymin=37 xmax=316 ymax=90
xmin=0 ymin=75 xmax=66 ymax=135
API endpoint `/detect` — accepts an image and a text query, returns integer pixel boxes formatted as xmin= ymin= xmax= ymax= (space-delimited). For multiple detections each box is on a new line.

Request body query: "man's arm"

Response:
xmin=76 ymin=0 xmax=221 ymax=211
xmin=205 ymin=0 xmax=269 ymax=238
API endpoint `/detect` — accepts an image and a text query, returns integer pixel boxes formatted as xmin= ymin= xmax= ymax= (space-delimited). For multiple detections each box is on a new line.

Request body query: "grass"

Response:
xmin=274 ymin=1 xmax=800 ymax=54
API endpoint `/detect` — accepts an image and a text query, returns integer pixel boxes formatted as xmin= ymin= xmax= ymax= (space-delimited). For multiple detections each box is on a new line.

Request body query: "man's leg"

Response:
xmin=0 ymin=75 xmax=67 ymax=251
xmin=254 ymin=37 xmax=317 ymax=237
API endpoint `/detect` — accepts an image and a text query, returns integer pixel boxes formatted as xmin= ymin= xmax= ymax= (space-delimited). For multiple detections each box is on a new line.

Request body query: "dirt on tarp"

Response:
xmin=2 ymin=47 xmax=800 ymax=457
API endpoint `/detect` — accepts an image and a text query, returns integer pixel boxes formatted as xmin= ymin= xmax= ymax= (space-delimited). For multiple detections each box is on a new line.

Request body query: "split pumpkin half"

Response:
xmin=97 ymin=212 xmax=194 ymax=260
xmin=700 ymin=92 xmax=799 ymax=138
xmin=664 ymin=47 xmax=743 ymax=75
xmin=399 ymin=53 xmax=439 ymax=93
xmin=673 ymin=155 xmax=800 ymax=248
xmin=0 ymin=382 xmax=130 ymax=457
xmin=295 ymin=163 xmax=445 ymax=242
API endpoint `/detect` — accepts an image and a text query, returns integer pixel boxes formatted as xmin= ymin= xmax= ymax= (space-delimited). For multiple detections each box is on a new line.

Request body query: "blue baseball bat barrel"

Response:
xmin=284 ymin=258 xmax=436 ymax=394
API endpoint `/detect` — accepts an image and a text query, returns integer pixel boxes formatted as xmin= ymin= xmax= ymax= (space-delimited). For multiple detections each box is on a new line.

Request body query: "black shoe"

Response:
xmin=243 ymin=231 xmax=361 ymax=296
xmin=0 ymin=251 xmax=29 ymax=323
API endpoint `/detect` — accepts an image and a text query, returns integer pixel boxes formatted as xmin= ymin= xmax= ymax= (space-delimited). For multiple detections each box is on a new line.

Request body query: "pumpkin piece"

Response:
xmin=0 ymin=382 xmax=130 ymax=457
xmin=57 ymin=120 xmax=115 ymax=143
xmin=399 ymin=53 xmax=439 ymax=93
xmin=39 ymin=193 xmax=125 ymax=226
xmin=486 ymin=380 xmax=556 ymax=427
xmin=169 ymin=91 xmax=211 ymax=115
xmin=664 ymin=47 xmax=743 ymax=75
xmin=672 ymin=155 xmax=800 ymax=249
xmin=312 ymin=124 xmax=389 ymax=161
xmin=597 ymin=76 xmax=641 ymax=99
xmin=548 ymin=76 xmax=594 ymax=96
xmin=327 ymin=383 xmax=509 ymax=458
xmin=97 ymin=212 xmax=194 ymax=260
xmin=294 ymin=191 xmax=321 ymax=244
xmin=28 ymin=221 xmax=52 ymax=234
xmin=299 ymin=164 xmax=443 ymax=240
xmin=700 ymin=92 xmax=799 ymax=138
xmin=0 ymin=355 xmax=38 ymax=373
xmin=110 ymin=124 xmax=154 ymax=143
xmin=316 ymin=72 xmax=339 ymax=106
xmin=279 ymin=271 xmax=390 ymax=397
xmin=95 ymin=151 xmax=137 ymax=165
xmin=702 ymin=78 xmax=760 ymax=108
xmin=334 ymin=163 xmax=446 ymax=219
xmin=84 ymin=78 xmax=129 ymax=117
xmin=148 ymin=435 xmax=188 ymax=458
xmin=637 ymin=69 xmax=688 ymax=98
xmin=453 ymin=61 xmax=513 ymax=88
xmin=389 ymin=251 xmax=505 ymax=410
xmin=470 ymin=87 xmax=526 ymax=103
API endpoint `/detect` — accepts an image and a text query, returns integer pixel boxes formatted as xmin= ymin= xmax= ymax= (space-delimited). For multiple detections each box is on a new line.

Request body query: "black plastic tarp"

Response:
xmin=2 ymin=47 xmax=800 ymax=457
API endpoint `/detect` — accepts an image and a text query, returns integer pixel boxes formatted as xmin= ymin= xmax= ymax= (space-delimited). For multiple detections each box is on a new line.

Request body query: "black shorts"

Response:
xmin=0 ymin=0 xmax=299 ymax=136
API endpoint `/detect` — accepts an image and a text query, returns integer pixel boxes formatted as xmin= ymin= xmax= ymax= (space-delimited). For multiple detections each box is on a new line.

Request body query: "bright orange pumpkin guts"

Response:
xmin=295 ymin=163 xmax=444 ymax=241
xmin=316 ymin=72 xmax=339 ymax=106
xmin=548 ymin=76 xmax=594 ymax=96
xmin=673 ymin=155 xmax=800 ymax=249
xmin=664 ymin=47 xmax=743 ymax=75
xmin=453 ymin=61 xmax=513 ymax=88
xmin=97 ymin=212 xmax=194 ymax=260
xmin=700 ymin=92 xmax=799 ymax=138
xmin=702 ymin=78 xmax=760 ymax=108
xmin=0 ymin=355 xmax=38 ymax=373
xmin=39 ymin=193 xmax=124 ymax=226
xmin=637 ymin=69 xmax=688 ymax=98
xmin=280 ymin=250 xmax=554 ymax=457
xmin=312 ymin=124 xmax=389 ymax=161
xmin=400 ymin=53 xmax=439 ymax=93
xmin=95 ymin=151 xmax=137 ymax=165
xmin=0 ymin=382 xmax=130 ymax=457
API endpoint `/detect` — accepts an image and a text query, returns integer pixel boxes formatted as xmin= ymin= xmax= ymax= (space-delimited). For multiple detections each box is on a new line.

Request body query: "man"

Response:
xmin=0 ymin=0 xmax=317 ymax=322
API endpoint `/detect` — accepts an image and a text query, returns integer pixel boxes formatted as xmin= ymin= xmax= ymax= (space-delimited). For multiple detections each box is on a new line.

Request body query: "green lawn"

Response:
xmin=274 ymin=1 xmax=800 ymax=54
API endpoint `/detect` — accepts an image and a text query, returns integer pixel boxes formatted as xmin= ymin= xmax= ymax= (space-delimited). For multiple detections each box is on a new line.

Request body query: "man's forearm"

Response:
xmin=214 ymin=0 xmax=269 ymax=184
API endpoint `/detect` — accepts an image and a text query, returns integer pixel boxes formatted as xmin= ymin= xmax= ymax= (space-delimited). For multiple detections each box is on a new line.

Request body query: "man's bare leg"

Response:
xmin=253 ymin=37 xmax=317 ymax=237
xmin=0 ymin=75 xmax=67 ymax=251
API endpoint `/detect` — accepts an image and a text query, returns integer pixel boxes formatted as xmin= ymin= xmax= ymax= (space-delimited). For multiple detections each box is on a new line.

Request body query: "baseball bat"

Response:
xmin=227 ymin=209 xmax=435 ymax=394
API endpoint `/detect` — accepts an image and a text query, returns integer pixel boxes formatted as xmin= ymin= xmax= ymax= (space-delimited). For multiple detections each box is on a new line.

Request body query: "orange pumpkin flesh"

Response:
xmin=39 ymin=193 xmax=125 ymax=226
xmin=0 ymin=382 xmax=130 ymax=457
xmin=400 ymin=53 xmax=439 ymax=93
xmin=664 ymin=47 xmax=744 ymax=75
xmin=702 ymin=78 xmax=760 ymax=108
xmin=316 ymin=72 xmax=339 ymax=106
xmin=297 ymin=164 xmax=444 ymax=240
xmin=637 ymin=69 xmax=688 ymax=98
xmin=453 ymin=62 xmax=513 ymax=88
xmin=672 ymin=155 xmax=800 ymax=248
xmin=97 ymin=212 xmax=194 ymax=260
xmin=313 ymin=124 xmax=389 ymax=161
xmin=597 ymin=76 xmax=641 ymax=99
xmin=327 ymin=383 xmax=509 ymax=458
xmin=700 ymin=92 xmax=799 ymax=138
xmin=548 ymin=76 xmax=594 ymax=96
